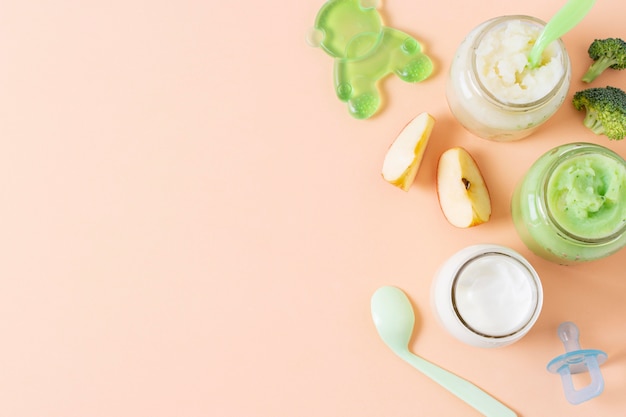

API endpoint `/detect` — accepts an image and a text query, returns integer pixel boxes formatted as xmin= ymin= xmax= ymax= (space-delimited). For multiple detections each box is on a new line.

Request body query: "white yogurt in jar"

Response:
xmin=446 ymin=15 xmax=571 ymax=141
xmin=453 ymin=253 xmax=537 ymax=336
xmin=431 ymin=244 xmax=543 ymax=348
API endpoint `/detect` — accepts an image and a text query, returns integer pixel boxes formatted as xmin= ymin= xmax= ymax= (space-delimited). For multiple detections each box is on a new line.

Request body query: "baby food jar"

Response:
xmin=431 ymin=244 xmax=543 ymax=348
xmin=512 ymin=142 xmax=626 ymax=265
xmin=446 ymin=15 xmax=571 ymax=141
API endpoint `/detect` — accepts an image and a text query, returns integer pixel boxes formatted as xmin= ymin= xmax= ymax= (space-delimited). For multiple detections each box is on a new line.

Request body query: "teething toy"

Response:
xmin=547 ymin=321 xmax=607 ymax=405
xmin=307 ymin=0 xmax=433 ymax=119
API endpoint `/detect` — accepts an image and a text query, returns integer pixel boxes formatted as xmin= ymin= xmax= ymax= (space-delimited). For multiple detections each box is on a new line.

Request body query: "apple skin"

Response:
xmin=436 ymin=147 xmax=492 ymax=228
xmin=381 ymin=112 xmax=435 ymax=191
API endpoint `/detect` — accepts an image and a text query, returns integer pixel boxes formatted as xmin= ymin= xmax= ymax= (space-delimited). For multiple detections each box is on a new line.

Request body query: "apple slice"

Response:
xmin=436 ymin=147 xmax=491 ymax=228
xmin=382 ymin=112 xmax=435 ymax=191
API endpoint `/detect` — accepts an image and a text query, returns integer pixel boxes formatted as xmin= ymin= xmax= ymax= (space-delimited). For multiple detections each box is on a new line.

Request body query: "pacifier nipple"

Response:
xmin=547 ymin=321 xmax=607 ymax=405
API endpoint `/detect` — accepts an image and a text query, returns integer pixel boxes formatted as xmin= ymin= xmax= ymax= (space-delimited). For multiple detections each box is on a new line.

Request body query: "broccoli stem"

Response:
xmin=582 ymin=57 xmax=618 ymax=83
xmin=583 ymin=112 xmax=605 ymax=135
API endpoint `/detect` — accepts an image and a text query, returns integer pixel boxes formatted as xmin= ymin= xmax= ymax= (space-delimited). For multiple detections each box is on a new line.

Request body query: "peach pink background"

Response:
xmin=1 ymin=1 xmax=626 ymax=416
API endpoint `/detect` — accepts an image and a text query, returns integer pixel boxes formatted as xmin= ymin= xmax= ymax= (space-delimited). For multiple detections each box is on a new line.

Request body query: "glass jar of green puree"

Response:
xmin=512 ymin=143 xmax=626 ymax=264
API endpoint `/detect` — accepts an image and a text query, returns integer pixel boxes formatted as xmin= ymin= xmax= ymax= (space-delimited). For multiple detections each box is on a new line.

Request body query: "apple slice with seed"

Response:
xmin=381 ymin=112 xmax=435 ymax=191
xmin=437 ymin=147 xmax=491 ymax=228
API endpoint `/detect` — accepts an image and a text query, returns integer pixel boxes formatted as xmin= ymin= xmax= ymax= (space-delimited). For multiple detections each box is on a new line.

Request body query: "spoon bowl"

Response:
xmin=371 ymin=286 xmax=517 ymax=417
xmin=371 ymin=284 xmax=415 ymax=352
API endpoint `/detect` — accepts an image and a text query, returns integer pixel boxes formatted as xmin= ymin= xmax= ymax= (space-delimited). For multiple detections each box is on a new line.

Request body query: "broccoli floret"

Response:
xmin=582 ymin=38 xmax=626 ymax=83
xmin=572 ymin=86 xmax=626 ymax=140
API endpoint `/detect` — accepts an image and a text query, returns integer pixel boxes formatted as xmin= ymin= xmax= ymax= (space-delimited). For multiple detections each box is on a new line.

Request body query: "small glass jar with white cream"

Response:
xmin=431 ymin=244 xmax=543 ymax=348
xmin=446 ymin=15 xmax=571 ymax=141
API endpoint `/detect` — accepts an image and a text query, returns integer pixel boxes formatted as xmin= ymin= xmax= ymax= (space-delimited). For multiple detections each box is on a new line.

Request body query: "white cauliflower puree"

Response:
xmin=475 ymin=21 xmax=564 ymax=104
xmin=446 ymin=16 xmax=570 ymax=141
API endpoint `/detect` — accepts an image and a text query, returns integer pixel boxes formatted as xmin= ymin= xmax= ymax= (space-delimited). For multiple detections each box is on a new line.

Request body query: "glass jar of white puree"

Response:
xmin=431 ymin=244 xmax=543 ymax=348
xmin=446 ymin=15 xmax=571 ymax=141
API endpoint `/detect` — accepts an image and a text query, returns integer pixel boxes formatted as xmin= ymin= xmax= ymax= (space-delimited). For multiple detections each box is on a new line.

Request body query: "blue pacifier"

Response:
xmin=547 ymin=321 xmax=607 ymax=405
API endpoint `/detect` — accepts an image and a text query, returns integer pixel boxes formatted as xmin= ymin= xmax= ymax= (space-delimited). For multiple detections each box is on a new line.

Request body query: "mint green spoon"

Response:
xmin=371 ymin=286 xmax=517 ymax=417
xmin=528 ymin=0 xmax=596 ymax=68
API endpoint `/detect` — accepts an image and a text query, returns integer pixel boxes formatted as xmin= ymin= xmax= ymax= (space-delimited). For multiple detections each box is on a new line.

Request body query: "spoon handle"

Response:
xmin=528 ymin=0 xmax=596 ymax=68
xmin=400 ymin=351 xmax=516 ymax=417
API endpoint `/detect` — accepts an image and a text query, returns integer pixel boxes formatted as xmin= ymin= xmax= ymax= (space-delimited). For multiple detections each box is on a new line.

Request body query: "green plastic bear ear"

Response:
xmin=306 ymin=27 xmax=325 ymax=48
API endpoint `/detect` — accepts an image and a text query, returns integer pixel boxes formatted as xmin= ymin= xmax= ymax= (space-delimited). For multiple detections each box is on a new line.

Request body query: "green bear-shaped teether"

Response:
xmin=307 ymin=0 xmax=433 ymax=119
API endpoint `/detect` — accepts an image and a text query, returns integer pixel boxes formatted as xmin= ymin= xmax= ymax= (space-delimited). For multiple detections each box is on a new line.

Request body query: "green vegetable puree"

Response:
xmin=547 ymin=153 xmax=626 ymax=239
